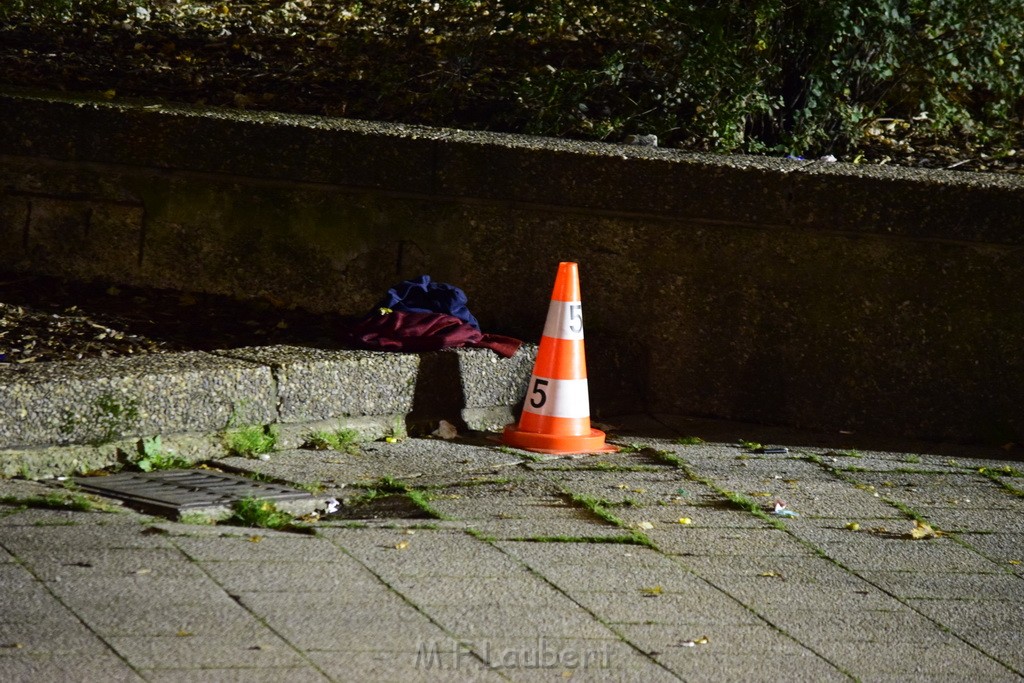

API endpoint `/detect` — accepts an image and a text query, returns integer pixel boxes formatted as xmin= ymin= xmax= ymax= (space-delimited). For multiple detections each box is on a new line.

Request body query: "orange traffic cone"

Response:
xmin=502 ymin=262 xmax=617 ymax=455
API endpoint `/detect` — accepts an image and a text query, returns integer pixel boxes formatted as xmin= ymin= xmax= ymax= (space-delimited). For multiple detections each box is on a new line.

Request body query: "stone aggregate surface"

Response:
xmin=1 ymin=415 xmax=1023 ymax=681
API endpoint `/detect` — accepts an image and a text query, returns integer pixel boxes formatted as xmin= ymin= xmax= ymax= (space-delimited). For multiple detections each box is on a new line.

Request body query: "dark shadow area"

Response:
xmin=325 ymin=494 xmax=434 ymax=521
xmin=0 ymin=270 xmax=357 ymax=362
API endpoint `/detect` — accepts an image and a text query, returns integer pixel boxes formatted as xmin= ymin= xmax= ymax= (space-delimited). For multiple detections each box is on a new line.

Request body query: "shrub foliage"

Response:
xmin=1 ymin=0 xmax=1021 ymax=159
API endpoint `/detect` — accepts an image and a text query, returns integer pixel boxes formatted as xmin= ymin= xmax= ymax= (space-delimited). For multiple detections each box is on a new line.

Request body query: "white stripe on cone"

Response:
xmin=541 ymin=300 xmax=585 ymax=341
xmin=522 ymin=376 xmax=591 ymax=418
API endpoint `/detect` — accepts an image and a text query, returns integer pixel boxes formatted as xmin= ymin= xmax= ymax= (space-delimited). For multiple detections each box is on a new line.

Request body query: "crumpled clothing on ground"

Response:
xmin=345 ymin=310 xmax=522 ymax=358
xmin=378 ymin=275 xmax=480 ymax=330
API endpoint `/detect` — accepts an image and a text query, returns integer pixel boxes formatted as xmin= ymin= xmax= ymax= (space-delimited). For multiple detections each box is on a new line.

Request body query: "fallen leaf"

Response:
xmin=394 ymin=540 xmax=409 ymax=550
xmin=635 ymin=521 xmax=655 ymax=530
xmin=432 ymin=420 xmax=459 ymax=439
xmin=680 ymin=635 xmax=709 ymax=646
xmin=176 ymin=630 xmax=193 ymax=637
xmin=846 ymin=522 xmax=861 ymax=531
xmin=758 ymin=571 xmax=780 ymax=578
xmin=1009 ymin=559 xmax=1021 ymax=565
xmin=248 ymin=535 xmax=263 ymax=543
xmin=678 ymin=517 xmax=693 ymax=525
xmin=909 ymin=520 xmax=938 ymax=540
xmin=640 ymin=586 xmax=663 ymax=597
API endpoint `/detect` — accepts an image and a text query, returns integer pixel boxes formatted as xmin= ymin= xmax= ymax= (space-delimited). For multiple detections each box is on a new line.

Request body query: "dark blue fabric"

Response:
xmin=379 ymin=275 xmax=480 ymax=330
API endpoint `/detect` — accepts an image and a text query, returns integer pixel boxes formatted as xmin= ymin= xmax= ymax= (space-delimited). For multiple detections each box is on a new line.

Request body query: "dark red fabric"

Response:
xmin=345 ymin=311 xmax=522 ymax=358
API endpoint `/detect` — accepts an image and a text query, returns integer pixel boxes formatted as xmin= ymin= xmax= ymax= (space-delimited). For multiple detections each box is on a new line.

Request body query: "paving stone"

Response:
xmin=705 ymin=564 xmax=877 ymax=596
xmin=814 ymin=537 xmax=1002 ymax=572
xmin=904 ymin=599 xmax=1024 ymax=632
xmin=171 ymin=531 xmax=343 ymax=562
xmin=0 ymin=584 xmax=76 ymax=624
xmin=0 ymin=652 xmax=143 ymax=682
xmin=422 ymin=603 xmax=613 ymax=639
xmin=918 ymin=509 xmax=1024 ymax=534
xmin=856 ymin=570 xmax=1024 ymax=600
xmin=953 ymin=532 xmax=1024 ymax=564
xmin=711 ymin=578 xmax=904 ymax=612
xmin=385 ymin=574 xmax=569 ymax=607
xmin=197 ymin=559 xmax=386 ymax=595
xmin=0 ymin=619 xmax=108 ymax=655
xmin=651 ymin=649 xmax=848 ymax=682
xmin=565 ymin=589 xmax=759 ymax=626
xmin=84 ymin=602 xmax=272 ymax=639
xmin=673 ymin=554 xmax=852 ymax=582
xmin=139 ymin=667 xmax=330 ymax=683
xmin=322 ymin=528 xmax=522 ymax=578
xmin=463 ymin=519 xmax=631 ymax=541
xmin=767 ymin=606 xmax=952 ymax=644
xmin=13 ymin=549 xmax=205 ymax=587
xmin=106 ymin=634 xmax=306 ymax=669
xmin=0 ymin=519 xmax=171 ymax=553
xmin=814 ymin=639 xmax=1016 ymax=679
xmin=648 ymin=526 xmax=818 ymax=557
xmin=306 ymin=649 xmax=507 ymax=682
xmin=953 ymin=629 xmax=1024 ymax=673
xmin=615 ymin=622 xmax=807 ymax=656
xmin=236 ymin=594 xmax=447 ymax=651
xmin=464 ymin=637 xmax=668 ymax=681
xmin=554 ymin=468 xmax=699 ymax=508
xmin=253 ymin=608 xmax=454 ymax=653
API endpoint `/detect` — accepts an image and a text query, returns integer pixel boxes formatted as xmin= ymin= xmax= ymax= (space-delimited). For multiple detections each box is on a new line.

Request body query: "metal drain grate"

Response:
xmin=74 ymin=470 xmax=313 ymax=518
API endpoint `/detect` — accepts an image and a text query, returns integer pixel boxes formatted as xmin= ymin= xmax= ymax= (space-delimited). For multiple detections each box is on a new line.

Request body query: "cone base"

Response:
xmin=501 ymin=424 xmax=618 ymax=455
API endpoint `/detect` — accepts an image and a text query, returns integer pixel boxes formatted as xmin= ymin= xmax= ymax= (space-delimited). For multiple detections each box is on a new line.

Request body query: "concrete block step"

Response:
xmin=0 ymin=344 xmax=536 ymax=478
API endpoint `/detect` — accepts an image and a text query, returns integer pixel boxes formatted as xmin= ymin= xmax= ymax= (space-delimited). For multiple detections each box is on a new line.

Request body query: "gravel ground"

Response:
xmin=0 ymin=272 xmax=354 ymax=364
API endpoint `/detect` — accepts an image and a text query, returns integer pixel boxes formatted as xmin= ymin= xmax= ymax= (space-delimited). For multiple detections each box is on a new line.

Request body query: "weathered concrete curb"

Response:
xmin=0 ymin=344 xmax=535 ymax=478
xmin=1 ymin=90 xmax=1022 ymax=443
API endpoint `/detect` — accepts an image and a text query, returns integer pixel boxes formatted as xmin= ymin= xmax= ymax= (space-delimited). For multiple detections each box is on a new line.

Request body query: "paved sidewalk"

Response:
xmin=1 ymin=414 xmax=1022 ymax=682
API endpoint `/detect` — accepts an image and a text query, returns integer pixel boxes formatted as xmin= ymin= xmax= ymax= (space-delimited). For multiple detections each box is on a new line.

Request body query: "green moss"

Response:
xmin=224 ymin=425 xmax=278 ymax=457
xmin=227 ymin=497 xmax=294 ymax=530
xmin=302 ymin=428 xmax=360 ymax=454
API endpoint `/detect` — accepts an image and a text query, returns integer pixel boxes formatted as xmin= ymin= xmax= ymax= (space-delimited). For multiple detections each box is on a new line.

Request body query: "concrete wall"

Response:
xmin=2 ymin=91 xmax=1022 ymax=443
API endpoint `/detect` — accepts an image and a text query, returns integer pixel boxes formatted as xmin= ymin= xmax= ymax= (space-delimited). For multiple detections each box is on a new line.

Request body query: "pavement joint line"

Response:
xmin=0 ymin=531 xmax=151 ymax=680
xmin=714 ymin=450 xmax=1024 ymax=678
xmin=4 ymin=419 xmax=1023 ymax=679
xmin=175 ymin=550 xmax=335 ymax=681
xmin=315 ymin=528 xmax=502 ymax=678
xmin=573 ymin=458 xmax=860 ymax=681
xmin=468 ymin=523 xmax=685 ymax=681
xmin=809 ymin=466 xmax=1024 ymax=676
xmin=542 ymin=467 xmax=857 ymax=679
xmin=637 ymin=441 xmax=1024 ymax=677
